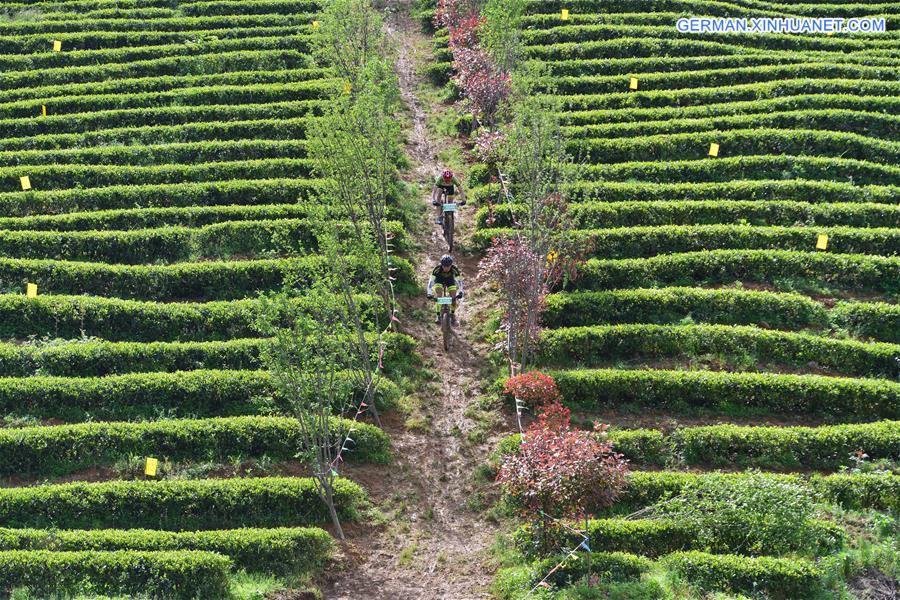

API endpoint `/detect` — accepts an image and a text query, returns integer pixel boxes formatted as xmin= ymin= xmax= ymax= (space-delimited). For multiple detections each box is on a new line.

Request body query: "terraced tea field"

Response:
xmin=448 ymin=0 xmax=900 ymax=596
xmin=0 ymin=0 xmax=415 ymax=596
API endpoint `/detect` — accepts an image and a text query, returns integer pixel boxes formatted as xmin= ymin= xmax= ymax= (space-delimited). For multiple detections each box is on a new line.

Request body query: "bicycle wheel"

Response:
xmin=445 ymin=211 xmax=454 ymax=252
xmin=441 ymin=308 xmax=451 ymax=351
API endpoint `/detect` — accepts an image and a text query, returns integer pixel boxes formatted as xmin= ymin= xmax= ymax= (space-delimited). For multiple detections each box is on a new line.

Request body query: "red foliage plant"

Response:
xmin=503 ymin=370 xmax=562 ymax=409
xmin=497 ymin=401 xmax=629 ymax=522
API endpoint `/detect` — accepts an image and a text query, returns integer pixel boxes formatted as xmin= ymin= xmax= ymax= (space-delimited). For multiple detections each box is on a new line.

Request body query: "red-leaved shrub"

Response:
xmin=503 ymin=370 xmax=562 ymax=408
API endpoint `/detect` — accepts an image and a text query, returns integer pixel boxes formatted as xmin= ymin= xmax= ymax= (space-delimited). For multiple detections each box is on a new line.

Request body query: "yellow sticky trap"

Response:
xmin=145 ymin=457 xmax=158 ymax=477
xmin=561 ymin=9 xmax=570 ymax=20
xmin=41 ymin=105 xmax=47 ymax=117
xmin=19 ymin=176 xmax=31 ymax=191
xmin=708 ymin=143 xmax=719 ymax=157
xmin=629 ymin=77 xmax=639 ymax=90
xmin=52 ymin=40 xmax=62 ymax=52
xmin=816 ymin=234 xmax=828 ymax=250
xmin=312 ymin=20 xmax=320 ymax=30
xmin=343 ymin=81 xmax=352 ymax=95
xmin=25 ymin=283 xmax=37 ymax=298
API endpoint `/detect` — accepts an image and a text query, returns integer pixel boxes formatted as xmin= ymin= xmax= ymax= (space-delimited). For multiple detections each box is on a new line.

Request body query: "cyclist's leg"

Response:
xmin=448 ymin=285 xmax=458 ymax=314
xmin=433 ymin=284 xmax=446 ymax=313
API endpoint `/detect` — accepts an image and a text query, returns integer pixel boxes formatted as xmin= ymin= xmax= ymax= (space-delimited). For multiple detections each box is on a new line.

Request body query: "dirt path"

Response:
xmin=321 ymin=3 xmax=508 ymax=599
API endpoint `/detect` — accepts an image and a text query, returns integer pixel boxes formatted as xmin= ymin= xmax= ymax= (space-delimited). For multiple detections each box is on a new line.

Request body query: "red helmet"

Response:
xmin=442 ymin=169 xmax=453 ymax=181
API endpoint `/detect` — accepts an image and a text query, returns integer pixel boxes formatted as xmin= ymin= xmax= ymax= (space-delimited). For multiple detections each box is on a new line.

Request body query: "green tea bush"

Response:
xmin=0 ymin=477 xmax=365 ymax=529
xmin=0 ymin=550 xmax=232 ymax=599
xmin=0 ymin=526 xmax=331 ymax=574
xmin=0 ymin=415 xmax=390 ymax=477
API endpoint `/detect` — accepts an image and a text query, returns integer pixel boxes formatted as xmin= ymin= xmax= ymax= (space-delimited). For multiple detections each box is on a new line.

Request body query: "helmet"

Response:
xmin=440 ymin=255 xmax=453 ymax=267
xmin=442 ymin=169 xmax=453 ymax=180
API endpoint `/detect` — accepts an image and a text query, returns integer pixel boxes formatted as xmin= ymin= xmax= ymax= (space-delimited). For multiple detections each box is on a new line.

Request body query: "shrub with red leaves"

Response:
xmin=503 ymin=370 xmax=562 ymax=409
xmin=497 ymin=401 xmax=629 ymax=525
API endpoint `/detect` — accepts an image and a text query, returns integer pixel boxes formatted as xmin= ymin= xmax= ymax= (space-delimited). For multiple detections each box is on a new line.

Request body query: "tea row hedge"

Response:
xmin=0 ymin=100 xmax=322 ymax=140
xmin=537 ymin=324 xmax=900 ymax=378
xmin=571 ymin=128 xmax=900 ymax=165
xmin=474 ymin=224 xmax=900 ymax=259
xmin=473 ymin=155 xmax=900 ymax=187
xmin=1 ymin=139 xmax=311 ymax=167
xmin=469 ymin=179 xmax=899 ymax=205
xmin=0 ymin=415 xmax=390 ymax=478
xmin=0 ymin=178 xmax=328 ymax=216
xmin=0 ymin=25 xmax=309 ymax=56
xmin=0 ymin=550 xmax=231 ymax=600
xmin=1 ymin=49 xmax=317 ymax=91
xmin=0 ymin=369 xmax=400 ymax=421
xmin=0 ymin=293 xmax=391 ymax=343
xmin=616 ymin=471 xmax=898 ymax=513
xmin=0 ymin=79 xmax=333 ymax=121
xmin=0 ymin=202 xmax=324 ymax=231
xmin=494 ymin=550 xmax=822 ymax=599
xmin=0 ymin=33 xmax=319 ymax=71
xmin=575 ymin=155 xmax=900 ymax=186
xmin=0 ymin=158 xmax=318 ymax=191
xmin=522 ymin=24 xmax=900 ymax=52
xmin=563 ymin=109 xmax=900 ymax=141
xmin=0 ymin=476 xmax=365 ymax=530
xmin=477 ymin=201 xmax=900 ymax=230
xmin=0 ymin=218 xmax=407 ymax=264
xmin=498 ymin=419 xmax=900 ymax=469
xmin=513 ymin=517 xmax=846 ymax=558
xmin=574 ymin=250 xmax=900 ymax=294
xmin=0 ymin=13 xmax=315 ymax=36
xmin=555 ymin=94 xmax=900 ymax=127
xmin=545 ymin=367 xmax=899 ymax=418
xmin=0 ymin=526 xmax=330 ymax=575
xmin=542 ymin=287 xmax=830 ymax=330
xmin=540 ymin=78 xmax=900 ymax=112
xmin=0 ymin=117 xmax=318 ymax=152
xmin=0 ymin=254 xmax=414 ymax=301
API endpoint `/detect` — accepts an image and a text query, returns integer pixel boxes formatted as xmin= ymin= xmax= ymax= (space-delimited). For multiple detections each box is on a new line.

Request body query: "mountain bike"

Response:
xmin=441 ymin=193 xmax=457 ymax=253
xmin=432 ymin=283 xmax=458 ymax=351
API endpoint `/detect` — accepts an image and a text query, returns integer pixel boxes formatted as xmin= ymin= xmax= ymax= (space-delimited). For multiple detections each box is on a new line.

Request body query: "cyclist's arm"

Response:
xmin=454 ymin=177 xmax=466 ymax=202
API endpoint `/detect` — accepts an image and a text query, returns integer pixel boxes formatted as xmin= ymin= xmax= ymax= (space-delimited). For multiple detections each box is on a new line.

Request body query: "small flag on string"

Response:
xmin=144 ymin=457 xmax=158 ymax=477
xmin=629 ymin=77 xmax=638 ymax=90
xmin=561 ymin=9 xmax=570 ymax=20
xmin=331 ymin=469 xmax=338 ymax=476
xmin=19 ymin=176 xmax=31 ymax=191
xmin=816 ymin=234 xmax=828 ymax=250
xmin=579 ymin=540 xmax=591 ymax=552
xmin=708 ymin=143 xmax=719 ymax=157
xmin=52 ymin=40 xmax=62 ymax=52
xmin=25 ymin=283 xmax=37 ymax=298
xmin=41 ymin=105 xmax=46 ymax=117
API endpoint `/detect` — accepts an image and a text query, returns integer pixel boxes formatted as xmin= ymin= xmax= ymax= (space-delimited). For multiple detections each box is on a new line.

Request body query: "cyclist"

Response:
xmin=426 ymin=254 xmax=463 ymax=325
xmin=431 ymin=169 xmax=466 ymax=225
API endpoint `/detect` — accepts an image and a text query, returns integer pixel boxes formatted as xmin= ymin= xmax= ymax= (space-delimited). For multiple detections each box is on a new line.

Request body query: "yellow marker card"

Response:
xmin=145 ymin=457 xmax=158 ymax=477
xmin=629 ymin=77 xmax=639 ymax=90
xmin=19 ymin=176 xmax=31 ymax=191
xmin=561 ymin=9 xmax=570 ymax=20
xmin=343 ymin=81 xmax=352 ymax=95
xmin=816 ymin=234 xmax=828 ymax=250
xmin=25 ymin=283 xmax=37 ymax=298
xmin=312 ymin=20 xmax=320 ymax=30
xmin=52 ymin=40 xmax=62 ymax=52
xmin=41 ymin=105 xmax=47 ymax=117
xmin=708 ymin=143 xmax=719 ymax=157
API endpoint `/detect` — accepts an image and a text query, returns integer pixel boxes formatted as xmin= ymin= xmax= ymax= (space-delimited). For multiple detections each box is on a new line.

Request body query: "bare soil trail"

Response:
xmin=320 ymin=2 xmax=510 ymax=598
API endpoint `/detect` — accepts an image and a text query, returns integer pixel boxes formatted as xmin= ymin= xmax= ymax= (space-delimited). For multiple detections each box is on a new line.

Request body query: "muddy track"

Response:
xmin=320 ymin=2 xmax=508 ymax=599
